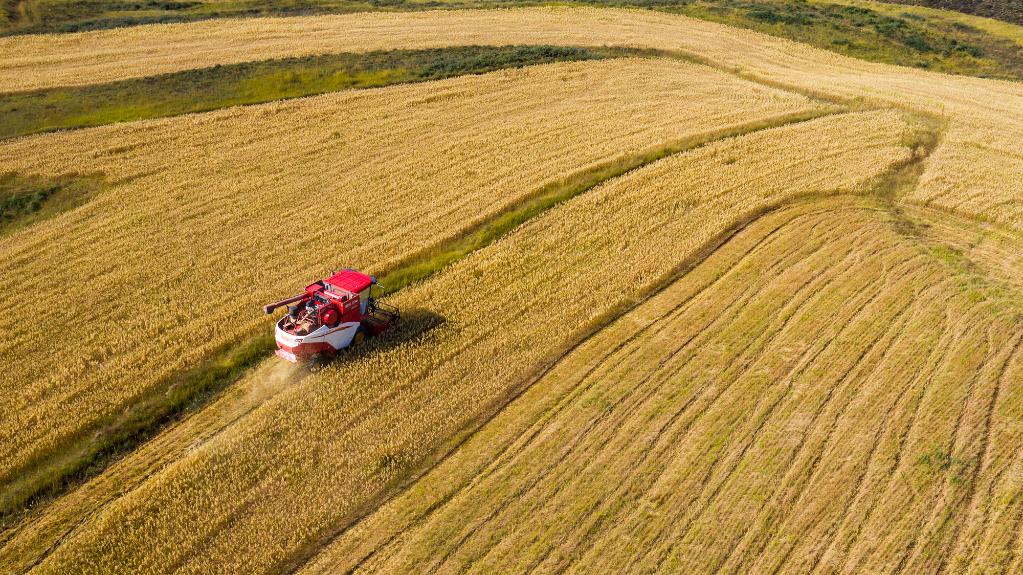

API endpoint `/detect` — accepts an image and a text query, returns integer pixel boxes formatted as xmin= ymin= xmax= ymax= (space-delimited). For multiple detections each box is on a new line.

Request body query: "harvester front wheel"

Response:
xmin=352 ymin=329 xmax=366 ymax=347
xmin=307 ymin=353 xmax=329 ymax=372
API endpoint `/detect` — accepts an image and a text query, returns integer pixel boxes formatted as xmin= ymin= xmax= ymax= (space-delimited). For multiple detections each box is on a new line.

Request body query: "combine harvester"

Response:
xmin=263 ymin=269 xmax=399 ymax=367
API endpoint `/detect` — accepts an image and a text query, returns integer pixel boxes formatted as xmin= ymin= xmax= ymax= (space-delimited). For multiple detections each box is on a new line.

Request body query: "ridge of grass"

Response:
xmin=0 ymin=105 xmax=842 ymax=529
xmin=0 ymin=45 xmax=632 ymax=141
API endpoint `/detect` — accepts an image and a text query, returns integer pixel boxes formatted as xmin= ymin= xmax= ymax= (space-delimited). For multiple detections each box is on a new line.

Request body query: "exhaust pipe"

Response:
xmin=263 ymin=294 xmax=307 ymax=315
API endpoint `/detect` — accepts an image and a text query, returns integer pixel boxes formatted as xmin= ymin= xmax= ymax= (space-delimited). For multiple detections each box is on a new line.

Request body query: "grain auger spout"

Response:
xmin=263 ymin=294 xmax=308 ymax=315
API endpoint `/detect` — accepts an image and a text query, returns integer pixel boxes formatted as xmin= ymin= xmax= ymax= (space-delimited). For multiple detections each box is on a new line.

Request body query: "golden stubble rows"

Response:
xmin=299 ymin=199 xmax=1023 ymax=574
xmin=26 ymin=110 xmax=914 ymax=574
xmin=0 ymin=58 xmax=821 ymax=485
xmin=2 ymin=7 xmax=1018 ymax=230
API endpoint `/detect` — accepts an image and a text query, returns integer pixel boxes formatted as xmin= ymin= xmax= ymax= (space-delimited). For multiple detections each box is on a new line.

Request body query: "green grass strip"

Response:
xmin=0 ymin=45 xmax=629 ymax=141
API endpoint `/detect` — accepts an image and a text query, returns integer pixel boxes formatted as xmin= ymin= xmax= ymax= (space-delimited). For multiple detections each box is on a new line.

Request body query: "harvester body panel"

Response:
xmin=264 ymin=269 xmax=399 ymax=364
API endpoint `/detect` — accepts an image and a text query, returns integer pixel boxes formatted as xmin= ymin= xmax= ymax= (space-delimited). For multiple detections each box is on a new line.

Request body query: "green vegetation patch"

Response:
xmin=877 ymin=0 xmax=1023 ymax=27
xmin=0 ymin=172 xmax=104 ymax=236
xmin=643 ymin=0 xmax=1023 ymax=79
xmin=0 ymin=45 xmax=625 ymax=141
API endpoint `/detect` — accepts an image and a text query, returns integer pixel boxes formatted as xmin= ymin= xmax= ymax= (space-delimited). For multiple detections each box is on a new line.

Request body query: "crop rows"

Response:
xmin=301 ymin=197 xmax=1023 ymax=574
xmin=4 ymin=8 xmax=1021 ymax=231
xmin=20 ymin=110 xmax=915 ymax=574
xmin=0 ymin=57 xmax=822 ymax=488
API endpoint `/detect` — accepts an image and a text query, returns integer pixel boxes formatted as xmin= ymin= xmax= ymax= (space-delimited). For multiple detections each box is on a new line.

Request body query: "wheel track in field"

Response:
xmin=806 ymin=302 xmax=954 ymax=575
xmin=749 ymin=271 xmax=938 ymax=575
xmin=756 ymin=257 xmax=943 ymax=573
xmin=893 ymin=322 xmax=999 ymax=573
xmin=838 ymin=322 xmax=986 ymax=574
xmin=711 ymin=253 xmax=941 ymax=575
xmin=552 ymin=214 xmax=887 ymax=574
xmin=938 ymin=332 xmax=1023 ymax=574
xmin=634 ymin=242 xmax=922 ymax=574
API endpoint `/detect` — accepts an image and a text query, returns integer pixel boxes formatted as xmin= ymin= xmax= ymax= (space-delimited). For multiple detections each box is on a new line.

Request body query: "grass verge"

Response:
xmin=0 ymin=45 xmax=632 ymax=141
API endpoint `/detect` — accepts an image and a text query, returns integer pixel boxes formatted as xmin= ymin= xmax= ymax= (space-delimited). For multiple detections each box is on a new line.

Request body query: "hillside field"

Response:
xmin=1 ymin=5 xmax=1023 ymax=575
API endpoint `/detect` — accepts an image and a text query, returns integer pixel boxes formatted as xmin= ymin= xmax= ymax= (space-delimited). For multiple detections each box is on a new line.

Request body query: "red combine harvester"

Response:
xmin=263 ymin=269 xmax=399 ymax=365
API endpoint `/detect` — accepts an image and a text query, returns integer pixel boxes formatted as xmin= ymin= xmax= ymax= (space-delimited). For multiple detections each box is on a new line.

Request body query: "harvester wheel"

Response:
xmin=352 ymin=329 xmax=366 ymax=347
xmin=307 ymin=353 xmax=329 ymax=372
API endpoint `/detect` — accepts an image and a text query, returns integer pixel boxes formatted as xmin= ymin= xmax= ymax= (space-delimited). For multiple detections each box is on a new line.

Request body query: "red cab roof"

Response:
xmin=324 ymin=269 xmax=374 ymax=294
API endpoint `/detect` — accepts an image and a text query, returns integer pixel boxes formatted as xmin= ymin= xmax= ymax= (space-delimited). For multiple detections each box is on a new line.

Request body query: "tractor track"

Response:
xmin=711 ymin=256 xmax=941 ymax=575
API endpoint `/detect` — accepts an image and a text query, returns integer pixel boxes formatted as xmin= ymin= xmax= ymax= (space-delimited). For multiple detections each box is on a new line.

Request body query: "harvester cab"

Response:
xmin=262 ymin=269 xmax=399 ymax=365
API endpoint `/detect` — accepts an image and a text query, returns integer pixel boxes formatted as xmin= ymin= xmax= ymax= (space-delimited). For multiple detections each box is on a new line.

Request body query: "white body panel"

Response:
xmin=275 ymin=318 xmax=360 ymax=352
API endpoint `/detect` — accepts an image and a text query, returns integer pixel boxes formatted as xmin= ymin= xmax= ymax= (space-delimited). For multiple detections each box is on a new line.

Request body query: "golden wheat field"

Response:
xmin=304 ymin=197 xmax=1023 ymax=575
xmin=13 ymin=110 xmax=913 ymax=574
xmin=0 ymin=56 xmax=822 ymax=488
xmin=1 ymin=5 xmax=1023 ymax=575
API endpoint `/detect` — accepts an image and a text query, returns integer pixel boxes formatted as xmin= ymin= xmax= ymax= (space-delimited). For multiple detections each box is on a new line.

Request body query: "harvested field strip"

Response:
xmin=300 ymin=198 xmax=1023 ymax=575
xmin=0 ymin=99 xmax=838 ymax=571
xmin=0 ymin=45 xmax=634 ymax=140
xmin=0 ymin=57 xmax=822 ymax=504
xmin=20 ymin=110 xmax=915 ymax=574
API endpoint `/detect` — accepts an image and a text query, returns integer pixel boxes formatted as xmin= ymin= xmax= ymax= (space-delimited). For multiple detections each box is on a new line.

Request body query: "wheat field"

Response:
xmin=2 ymin=6 xmax=1023 ymax=575
xmin=11 ymin=110 xmax=916 ymax=573
xmin=302 ymin=197 xmax=1023 ymax=574
xmin=0 ymin=57 xmax=823 ymax=486
xmin=2 ymin=8 xmax=1019 ymax=232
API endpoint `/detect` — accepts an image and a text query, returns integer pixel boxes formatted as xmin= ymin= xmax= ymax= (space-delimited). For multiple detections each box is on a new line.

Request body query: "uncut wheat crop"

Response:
xmin=3 ymin=8 xmax=1020 ymax=230
xmin=26 ymin=110 xmax=916 ymax=574
xmin=0 ymin=57 xmax=827 ymax=485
